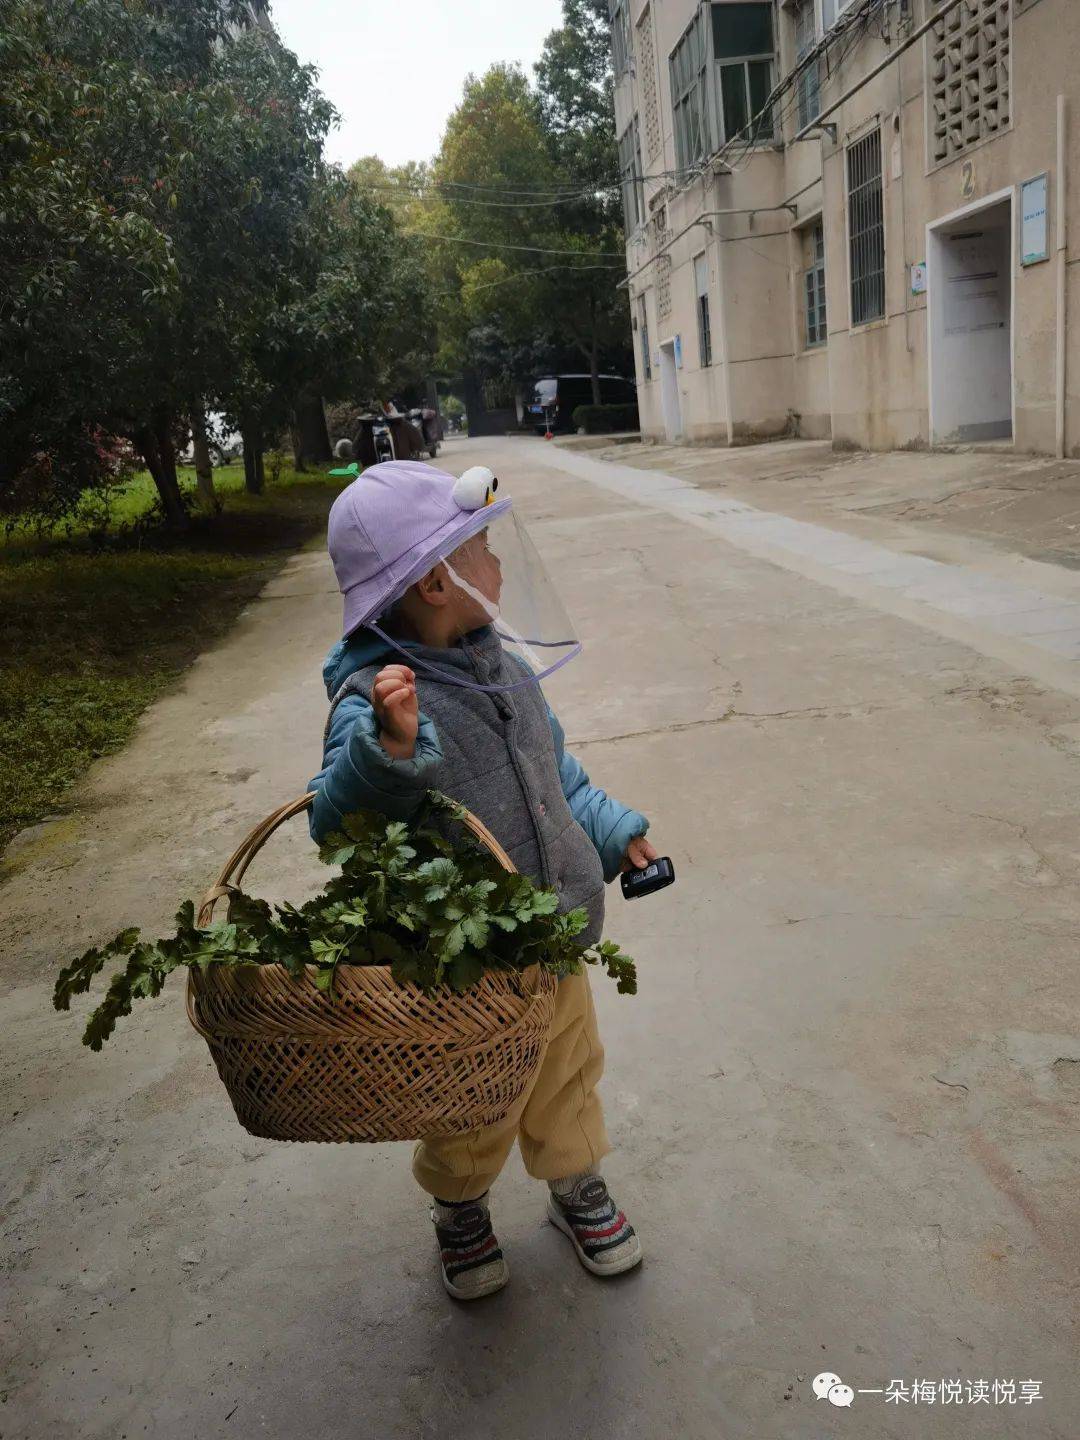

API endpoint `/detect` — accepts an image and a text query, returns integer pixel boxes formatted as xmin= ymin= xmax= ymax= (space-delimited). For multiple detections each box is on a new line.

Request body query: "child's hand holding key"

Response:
xmin=621 ymin=836 xmax=659 ymax=872
xmin=620 ymin=836 xmax=675 ymax=900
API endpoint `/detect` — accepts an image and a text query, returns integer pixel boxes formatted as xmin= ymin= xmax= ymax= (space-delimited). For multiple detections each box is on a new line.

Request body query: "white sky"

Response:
xmin=267 ymin=0 xmax=565 ymax=170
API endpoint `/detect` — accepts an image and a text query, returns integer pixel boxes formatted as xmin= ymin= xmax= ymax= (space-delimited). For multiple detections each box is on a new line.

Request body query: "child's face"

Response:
xmin=444 ymin=528 xmax=502 ymax=631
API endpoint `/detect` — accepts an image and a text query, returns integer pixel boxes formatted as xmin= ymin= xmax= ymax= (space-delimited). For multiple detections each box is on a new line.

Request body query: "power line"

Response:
xmin=346 ymin=1 xmax=887 ymax=234
xmin=402 ymin=232 xmax=626 ymax=259
xmin=467 ymin=262 xmax=624 ymax=288
xmin=433 ymin=179 xmax=619 ymax=198
xmin=648 ymin=0 xmax=883 ymax=195
xmin=616 ymin=4 xmax=889 ymax=294
xmin=356 ymin=180 xmax=618 ymax=210
xmin=354 ymin=175 xmax=619 ymax=197
xmin=717 ymin=0 xmax=880 ymax=177
xmin=793 ymin=0 xmax=964 ymax=142
xmin=440 ymin=261 xmax=623 ymax=299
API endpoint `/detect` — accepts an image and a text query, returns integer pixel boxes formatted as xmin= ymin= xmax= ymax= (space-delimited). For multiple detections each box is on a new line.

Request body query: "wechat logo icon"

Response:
xmin=813 ymin=1372 xmax=855 ymax=1408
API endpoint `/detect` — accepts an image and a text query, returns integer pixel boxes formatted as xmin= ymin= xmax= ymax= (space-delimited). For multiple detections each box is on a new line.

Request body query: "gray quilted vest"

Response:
xmin=327 ymin=627 xmax=606 ymax=945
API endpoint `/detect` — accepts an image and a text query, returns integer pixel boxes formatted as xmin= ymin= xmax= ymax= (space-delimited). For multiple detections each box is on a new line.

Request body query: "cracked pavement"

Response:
xmin=2 ymin=436 xmax=1080 ymax=1439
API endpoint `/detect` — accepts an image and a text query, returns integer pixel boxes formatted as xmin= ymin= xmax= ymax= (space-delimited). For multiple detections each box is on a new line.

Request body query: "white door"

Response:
xmin=929 ymin=196 xmax=1013 ymax=444
xmin=659 ymin=341 xmax=683 ymax=442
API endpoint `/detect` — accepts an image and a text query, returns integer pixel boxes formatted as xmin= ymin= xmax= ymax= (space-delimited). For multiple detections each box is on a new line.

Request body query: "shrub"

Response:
xmin=570 ymin=403 xmax=640 ymax=435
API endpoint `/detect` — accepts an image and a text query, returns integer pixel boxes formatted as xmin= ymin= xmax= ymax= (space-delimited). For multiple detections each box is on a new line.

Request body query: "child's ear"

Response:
xmin=417 ymin=565 xmax=449 ymax=606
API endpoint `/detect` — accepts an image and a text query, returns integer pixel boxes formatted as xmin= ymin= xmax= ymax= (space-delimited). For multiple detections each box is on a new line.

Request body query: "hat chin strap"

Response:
xmin=441 ymin=559 xmax=546 ymax=673
xmin=365 ymin=621 xmax=581 ymax=693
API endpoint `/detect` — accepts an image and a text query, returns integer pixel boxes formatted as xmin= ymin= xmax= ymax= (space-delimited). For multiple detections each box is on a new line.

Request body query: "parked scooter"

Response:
xmin=406 ymin=406 xmax=442 ymax=458
xmin=347 ymin=411 xmax=396 ymax=466
xmin=333 ymin=401 xmax=443 ymax=469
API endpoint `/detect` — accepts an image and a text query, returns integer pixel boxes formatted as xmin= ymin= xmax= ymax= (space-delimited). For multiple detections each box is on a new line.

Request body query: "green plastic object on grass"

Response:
xmin=328 ymin=462 xmax=361 ymax=477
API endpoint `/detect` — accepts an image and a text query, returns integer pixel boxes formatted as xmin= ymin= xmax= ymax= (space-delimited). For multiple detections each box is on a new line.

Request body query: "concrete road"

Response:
xmin=3 ymin=436 xmax=1079 ymax=1439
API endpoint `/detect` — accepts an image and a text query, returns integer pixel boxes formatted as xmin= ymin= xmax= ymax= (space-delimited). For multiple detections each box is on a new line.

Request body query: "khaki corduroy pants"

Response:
xmin=412 ymin=970 xmax=610 ymax=1201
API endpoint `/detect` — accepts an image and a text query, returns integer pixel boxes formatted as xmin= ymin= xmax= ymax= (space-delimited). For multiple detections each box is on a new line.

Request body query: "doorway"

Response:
xmin=659 ymin=339 xmax=683 ymax=442
xmin=928 ymin=192 xmax=1014 ymax=445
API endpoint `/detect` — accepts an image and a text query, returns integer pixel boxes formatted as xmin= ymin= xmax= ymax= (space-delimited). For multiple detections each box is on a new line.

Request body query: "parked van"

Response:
xmin=528 ymin=374 xmax=637 ymax=434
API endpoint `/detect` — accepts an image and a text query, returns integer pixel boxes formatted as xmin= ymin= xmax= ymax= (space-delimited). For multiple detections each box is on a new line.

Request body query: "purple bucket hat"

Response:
xmin=327 ymin=460 xmax=512 ymax=638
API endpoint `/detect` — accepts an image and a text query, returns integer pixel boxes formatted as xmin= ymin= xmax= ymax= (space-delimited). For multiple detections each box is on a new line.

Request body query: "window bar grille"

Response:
xmin=847 ymin=130 xmax=885 ymax=326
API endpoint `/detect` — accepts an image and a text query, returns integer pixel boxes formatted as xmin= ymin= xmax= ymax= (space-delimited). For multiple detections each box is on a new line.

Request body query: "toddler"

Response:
xmin=309 ymin=460 xmax=657 ymax=1299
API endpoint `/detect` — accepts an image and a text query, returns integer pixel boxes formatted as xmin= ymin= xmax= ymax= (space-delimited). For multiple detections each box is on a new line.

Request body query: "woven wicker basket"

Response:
xmin=187 ymin=793 xmax=556 ymax=1143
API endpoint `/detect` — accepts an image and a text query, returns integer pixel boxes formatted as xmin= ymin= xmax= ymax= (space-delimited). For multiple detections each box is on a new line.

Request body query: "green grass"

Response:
xmin=3 ymin=461 xmax=318 ymax=545
xmin=1 ymin=464 xmax=343 ymax=854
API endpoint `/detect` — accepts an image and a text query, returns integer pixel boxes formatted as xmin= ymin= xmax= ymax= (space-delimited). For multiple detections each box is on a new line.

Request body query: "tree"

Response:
xmin=0 ymin=0 xmax=417 ymax=524
xmin=424 ymin=18 xmax=632 ymax=413
xmin=533 ymin=0 xmax=631 ymax=401
xmin=425 ymin=67 xmax=559 ymax=402
xmin=0 ymin=0 xmax=179 ymax=520
xmin=535 ymin=0 xmax=619 ymax=198
xmin=347 ymin=155 xmax=432 ymax=226
xmin=235 ymin=178 xmax=433 ymax=466
xmin=0 ymin=0 xmax=319 ymax=524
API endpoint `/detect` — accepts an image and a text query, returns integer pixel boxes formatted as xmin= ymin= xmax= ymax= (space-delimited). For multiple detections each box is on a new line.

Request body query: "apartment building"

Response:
xmin=613 ymin=0 xmax=1078 ymax=454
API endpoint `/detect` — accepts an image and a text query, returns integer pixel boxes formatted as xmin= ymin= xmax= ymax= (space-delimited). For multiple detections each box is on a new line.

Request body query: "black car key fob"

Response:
xmin=621 ymin=857 xmax=675 ymax=900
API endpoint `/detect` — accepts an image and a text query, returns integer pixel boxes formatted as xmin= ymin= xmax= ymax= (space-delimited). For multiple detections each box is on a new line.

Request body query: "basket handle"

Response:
xmin=198 ymin=793 xmax=517 ymax=925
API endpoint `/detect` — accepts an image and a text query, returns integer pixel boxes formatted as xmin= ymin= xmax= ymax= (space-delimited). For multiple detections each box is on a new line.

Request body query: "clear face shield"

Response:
xmin=367 ymin=509 xmax=581 ymax=693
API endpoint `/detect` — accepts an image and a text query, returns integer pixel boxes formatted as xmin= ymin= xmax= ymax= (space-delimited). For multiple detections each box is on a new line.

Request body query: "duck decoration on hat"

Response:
xmin=453 ymin=465 xmax=499 ymax=510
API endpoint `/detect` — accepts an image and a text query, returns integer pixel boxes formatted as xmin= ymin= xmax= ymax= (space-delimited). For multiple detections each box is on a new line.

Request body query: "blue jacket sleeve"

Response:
xmin=546 ymin=703 xmax=649 ymax=883
xmin=307 ymin=694 xmax=443 ymax=842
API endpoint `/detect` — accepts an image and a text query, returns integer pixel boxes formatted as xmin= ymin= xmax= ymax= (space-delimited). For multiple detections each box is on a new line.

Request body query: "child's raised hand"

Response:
xmin=372 ymin=665 xmax=418 ymax=759
xmin=620 ymin=835 xmax=659 ymax=873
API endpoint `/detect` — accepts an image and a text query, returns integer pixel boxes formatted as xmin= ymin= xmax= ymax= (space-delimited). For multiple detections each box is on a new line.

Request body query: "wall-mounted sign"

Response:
xmin=673 ymin=334 xmax=683 ymax=369
xmin=1021 ymin=172 xmax=1050 ymax=266
xmin=910 ymin=261 xmax=928 ymax=295
xmin=961 ymin=159 xmax=976 ymax=199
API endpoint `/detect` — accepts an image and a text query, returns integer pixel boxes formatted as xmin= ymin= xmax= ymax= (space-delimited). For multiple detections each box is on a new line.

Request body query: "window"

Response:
xmin=802 ymin=221 xmax=827 ymax=347
xmin=794 ymin=0 xmax=821 ymax=130
xmin=712 ymin=1 xmax=776 ymax=143
xmin=610 ymin=0 xmax=631 ymax=79
xmin=638 ymin=296 xmax=652 ymax=381
xmin=618 ymin=116 xmax=645 ymax=233
xmin=670 ymin=9 xmax=713 ymax=174
xmin=670 ymin=3 xmax=778 ymax=172
xmin=822 ymin=0 xmax=859 ymax=28
xmin=847 ymin=129 xmax=885 ymax=326
xmin=694 ymin=253 xmax=713 ymax=366
xmin=928 ymin=0 xmax=1011 ymax=167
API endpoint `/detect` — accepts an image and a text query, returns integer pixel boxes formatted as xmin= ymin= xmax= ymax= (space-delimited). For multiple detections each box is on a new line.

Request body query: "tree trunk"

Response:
xmin=462 ymin=370 xmax=483 ymax=437
xmin=134 ymin=420 xmax=188 ymax=530
xmin=589 ymin=297 xmax=601 ymax=405
xmin=242 ymin=421 xmax=264 ymax=495
xmin=153 ymin=412 xmax=189 ymax=528
xmin=190 ymin=409 xmax=219 ymax=512
xmin=295 ymin=392 xmax=331 ymax=465
xmin=289 ymin=426 xmax=307 ymax=473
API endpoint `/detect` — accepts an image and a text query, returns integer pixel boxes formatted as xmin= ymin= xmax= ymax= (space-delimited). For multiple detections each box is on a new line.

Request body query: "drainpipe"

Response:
xmin=1056 ymin=94 xmax=1069 ymax=460
xmin=711 ymin=222 xmax=736 ymax=447
xmin=896 ymin=37 xmax=913 ymax=354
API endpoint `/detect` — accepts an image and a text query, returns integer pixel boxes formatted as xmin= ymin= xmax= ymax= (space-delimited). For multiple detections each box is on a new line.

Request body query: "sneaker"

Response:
xmin=431 ymin=1193 xmax=510 ymax=1301
xmin=547 ymin=1173 xmax=643 ymax=1277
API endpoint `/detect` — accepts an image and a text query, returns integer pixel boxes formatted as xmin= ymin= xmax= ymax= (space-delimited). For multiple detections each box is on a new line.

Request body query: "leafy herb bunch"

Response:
xmin=54 ymin=793 xmax=637 ymax=1050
